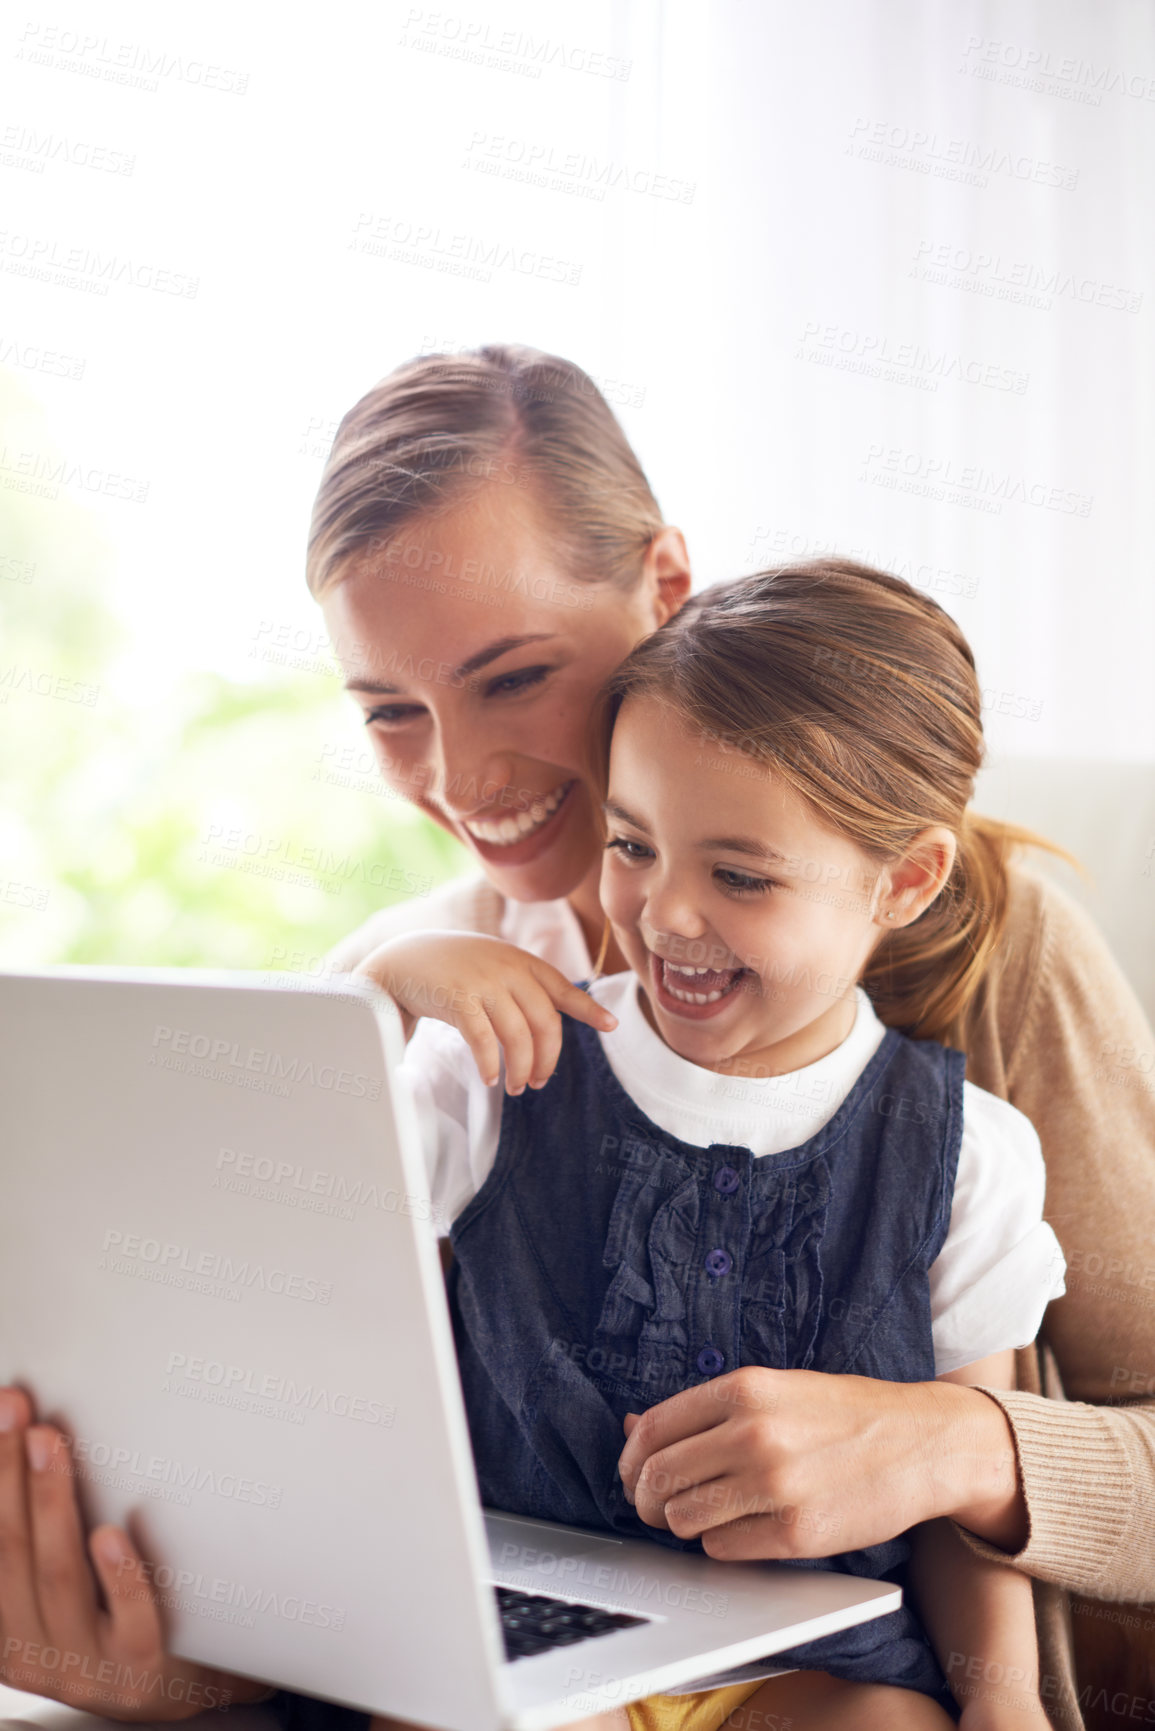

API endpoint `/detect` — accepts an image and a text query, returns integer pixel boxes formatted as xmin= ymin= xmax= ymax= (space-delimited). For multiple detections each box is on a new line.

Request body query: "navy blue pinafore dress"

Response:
xmin=446 ymin=1006 xmax=964 ymax=1705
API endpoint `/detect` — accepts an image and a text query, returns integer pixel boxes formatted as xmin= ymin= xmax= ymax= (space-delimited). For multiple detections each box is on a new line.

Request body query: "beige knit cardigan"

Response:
xmin=956 ymin=867 xmax=1155 ymax=1731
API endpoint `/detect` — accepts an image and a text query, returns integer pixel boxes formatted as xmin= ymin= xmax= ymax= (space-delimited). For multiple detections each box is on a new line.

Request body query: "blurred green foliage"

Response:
xmin=0 ymin=372 xmax=469 ymax=970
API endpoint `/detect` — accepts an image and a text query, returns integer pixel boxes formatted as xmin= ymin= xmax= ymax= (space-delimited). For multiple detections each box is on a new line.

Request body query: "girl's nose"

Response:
xmin=640 ymin=878 xmax=709 ymax=946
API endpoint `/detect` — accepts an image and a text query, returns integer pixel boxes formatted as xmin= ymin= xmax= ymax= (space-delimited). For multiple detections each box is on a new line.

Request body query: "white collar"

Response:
xmin=586 ymin=977 xmax=888 ymax=1158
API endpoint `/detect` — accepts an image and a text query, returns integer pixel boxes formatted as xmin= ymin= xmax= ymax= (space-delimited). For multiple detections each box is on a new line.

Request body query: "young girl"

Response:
xmin=354 ymin=559 xmax=1066 ymax=1731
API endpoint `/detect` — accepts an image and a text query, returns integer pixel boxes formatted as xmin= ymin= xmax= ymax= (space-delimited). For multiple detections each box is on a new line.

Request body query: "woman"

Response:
xmin=2 ymin=347 xmax=1152 ymax=1728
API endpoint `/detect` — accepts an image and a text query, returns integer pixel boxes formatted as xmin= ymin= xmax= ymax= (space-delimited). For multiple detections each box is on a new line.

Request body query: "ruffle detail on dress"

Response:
xmin=742 ymin=1158 xmax=832 ymax=1371
xmin=593 ymin=1147 xmax=832 ymax=1391
xmin=595 ymin=1155 xmax=701 ymax=1400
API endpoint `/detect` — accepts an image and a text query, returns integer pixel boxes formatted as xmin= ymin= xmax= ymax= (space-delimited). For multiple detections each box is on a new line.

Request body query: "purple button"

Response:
xmin=696 ymin=1345 xmax=725 ymax=1376
xmin=713 ymin=1165 xmax=739 ymax=1195
xmin=704 ymin=1248 xmax=732 ymax=1278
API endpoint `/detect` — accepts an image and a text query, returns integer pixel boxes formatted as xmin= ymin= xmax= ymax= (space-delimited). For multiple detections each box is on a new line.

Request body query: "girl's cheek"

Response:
xmin=731 ymin=911 xmax=783 ymax=976
xmin=598 ymin=862 xmax=623 ymax=916
xmin=599 ymin=863 xmax=635 ymax=927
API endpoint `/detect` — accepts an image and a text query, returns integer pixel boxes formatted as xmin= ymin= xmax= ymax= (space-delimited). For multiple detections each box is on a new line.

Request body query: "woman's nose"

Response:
xmin=425 ymin=730 xmax=519 ymax=818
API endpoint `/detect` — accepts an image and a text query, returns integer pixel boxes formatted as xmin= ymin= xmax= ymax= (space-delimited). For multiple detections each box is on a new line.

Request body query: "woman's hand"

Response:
xmin=0 ymin=1387 xmax=268 ymax=1721
xmin=355 ymin=933 xmax=617 ymax=1094
xmin=616 ymin=1366 xmax=1027 ymax=1560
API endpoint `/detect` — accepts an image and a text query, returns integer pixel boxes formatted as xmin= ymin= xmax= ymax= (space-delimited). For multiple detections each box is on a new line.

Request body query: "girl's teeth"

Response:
xmin=660 ymin=959 xmax=741 ymax=1005
xmin=465 ymin=782 xmax=570 ymax=846
xmin=666 ymin=983 xmax=725 ymax=1004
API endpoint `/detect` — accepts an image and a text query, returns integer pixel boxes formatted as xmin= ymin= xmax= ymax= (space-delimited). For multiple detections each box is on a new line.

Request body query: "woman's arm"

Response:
xmin=616 ymin=1367 xmax=1027 ymax=1559
xmin=910 ymin=1353 xmax=1048 ymax=1730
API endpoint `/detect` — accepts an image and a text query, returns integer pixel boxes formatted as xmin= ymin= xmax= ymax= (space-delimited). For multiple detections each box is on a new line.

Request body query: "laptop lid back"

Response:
xmin=0 ymin=968 xmax=504 ymax=1731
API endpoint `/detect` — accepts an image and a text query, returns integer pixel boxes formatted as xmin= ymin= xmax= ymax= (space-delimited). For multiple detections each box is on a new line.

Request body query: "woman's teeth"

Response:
xmin=464 ymin=781 xmax=571 ymax=846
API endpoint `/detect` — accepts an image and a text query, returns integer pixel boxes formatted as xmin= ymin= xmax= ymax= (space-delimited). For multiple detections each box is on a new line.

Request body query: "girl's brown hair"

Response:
xmin=599 ymin=559 xmax=1069 ymax=1048
xmin=306 ymin=345 xmax=665 ymax=596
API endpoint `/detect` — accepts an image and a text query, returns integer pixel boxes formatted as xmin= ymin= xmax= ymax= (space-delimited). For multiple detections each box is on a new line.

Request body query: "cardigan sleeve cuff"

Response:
xmin=953 ymin=1388 xmax=1136 ymax=1593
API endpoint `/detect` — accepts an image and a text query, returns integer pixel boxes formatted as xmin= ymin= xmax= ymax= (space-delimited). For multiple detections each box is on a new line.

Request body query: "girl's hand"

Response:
xmin=617 ymin=1367 xmax=1026 ymax=1560
xmin=355 ymin=933 xmax=617 ymax=1094
xmin=0 ymin=1387 xmax=268 ymax=1721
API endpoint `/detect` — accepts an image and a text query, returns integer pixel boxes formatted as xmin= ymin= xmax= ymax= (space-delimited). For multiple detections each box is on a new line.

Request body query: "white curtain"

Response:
xmin=4 ymin=0 xmax=1152 ymax=760
xmin=605 ymin=0 xmax=1155 ymax=761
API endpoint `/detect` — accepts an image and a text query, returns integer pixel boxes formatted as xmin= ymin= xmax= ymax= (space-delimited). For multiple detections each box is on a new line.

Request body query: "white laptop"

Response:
xmin=0 ymin=968 xmax=899 ymax=1731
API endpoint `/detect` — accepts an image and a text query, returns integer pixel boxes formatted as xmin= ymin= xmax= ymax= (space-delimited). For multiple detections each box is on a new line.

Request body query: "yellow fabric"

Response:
xmin=625 ymin=1678 xmax=766 ymax=1731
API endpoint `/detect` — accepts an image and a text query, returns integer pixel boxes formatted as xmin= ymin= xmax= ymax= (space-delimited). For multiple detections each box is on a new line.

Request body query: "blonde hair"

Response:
xmin=305 ymin=345 xmax=665 ymax=596
xmin=599 ymin=559 xmax=1072 ymax=1047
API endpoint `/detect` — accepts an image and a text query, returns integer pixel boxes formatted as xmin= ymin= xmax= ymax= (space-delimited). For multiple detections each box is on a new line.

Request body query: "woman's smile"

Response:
xmin=456 ymin=778 xmax=579 ymax=865
xmin=460 ymin=778 xmax=575 ymax=846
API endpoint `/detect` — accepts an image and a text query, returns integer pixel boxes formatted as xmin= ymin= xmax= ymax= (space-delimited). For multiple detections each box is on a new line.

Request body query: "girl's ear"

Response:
xmin=876 ymin=827 xmax=957 ymax=927
xmin=641 ymin=528 xmax=693 ymax=626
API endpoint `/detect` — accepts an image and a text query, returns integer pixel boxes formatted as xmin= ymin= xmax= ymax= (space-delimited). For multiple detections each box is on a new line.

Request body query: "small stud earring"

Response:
xmin=886 ymin=911 xmax=896 ymax=921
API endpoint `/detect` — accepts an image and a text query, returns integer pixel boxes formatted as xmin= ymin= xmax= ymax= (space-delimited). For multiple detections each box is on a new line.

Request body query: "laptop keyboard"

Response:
xmin=494 ymin=1585 xmax=647 ymax=1661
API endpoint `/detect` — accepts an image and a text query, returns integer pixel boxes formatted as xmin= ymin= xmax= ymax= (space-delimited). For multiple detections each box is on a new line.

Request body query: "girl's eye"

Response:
xmin=364 ymin=704 xmax=424 ymax=727
xmin=483 ymin=665 xmax=551 ymax=698
xmin=605 ymin=837 xmax=653 ymax=862
xmin=715 ymin=868 xmax=775 ymax=895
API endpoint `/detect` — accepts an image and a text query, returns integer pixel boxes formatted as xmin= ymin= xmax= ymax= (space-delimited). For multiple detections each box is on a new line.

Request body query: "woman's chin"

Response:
xmin=461 ymin=786 xmax=599 ymax=906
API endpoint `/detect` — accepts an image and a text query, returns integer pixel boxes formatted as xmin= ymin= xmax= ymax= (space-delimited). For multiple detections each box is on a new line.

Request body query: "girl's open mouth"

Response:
xmin=650 ymin=953 xmax=750 ymax=1019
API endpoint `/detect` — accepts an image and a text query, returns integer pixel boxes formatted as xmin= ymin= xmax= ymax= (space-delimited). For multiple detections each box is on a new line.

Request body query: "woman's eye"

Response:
xmin=715 ymin=868 xmax=774 ymax=894
xmin=483 ymin=665 xmax=551 ymax=698
xmin=605 ymin=837 xmax=652 ymax=862
xmin=364 ymin=703 xmax=424 ymax=727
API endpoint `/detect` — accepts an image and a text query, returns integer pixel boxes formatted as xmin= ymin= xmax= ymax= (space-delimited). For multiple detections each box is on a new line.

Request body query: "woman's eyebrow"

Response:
xmin=458 ymin=633 xmax=559 ymax=678
xmin=345 ymin=633 xmax=560 ymax=695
